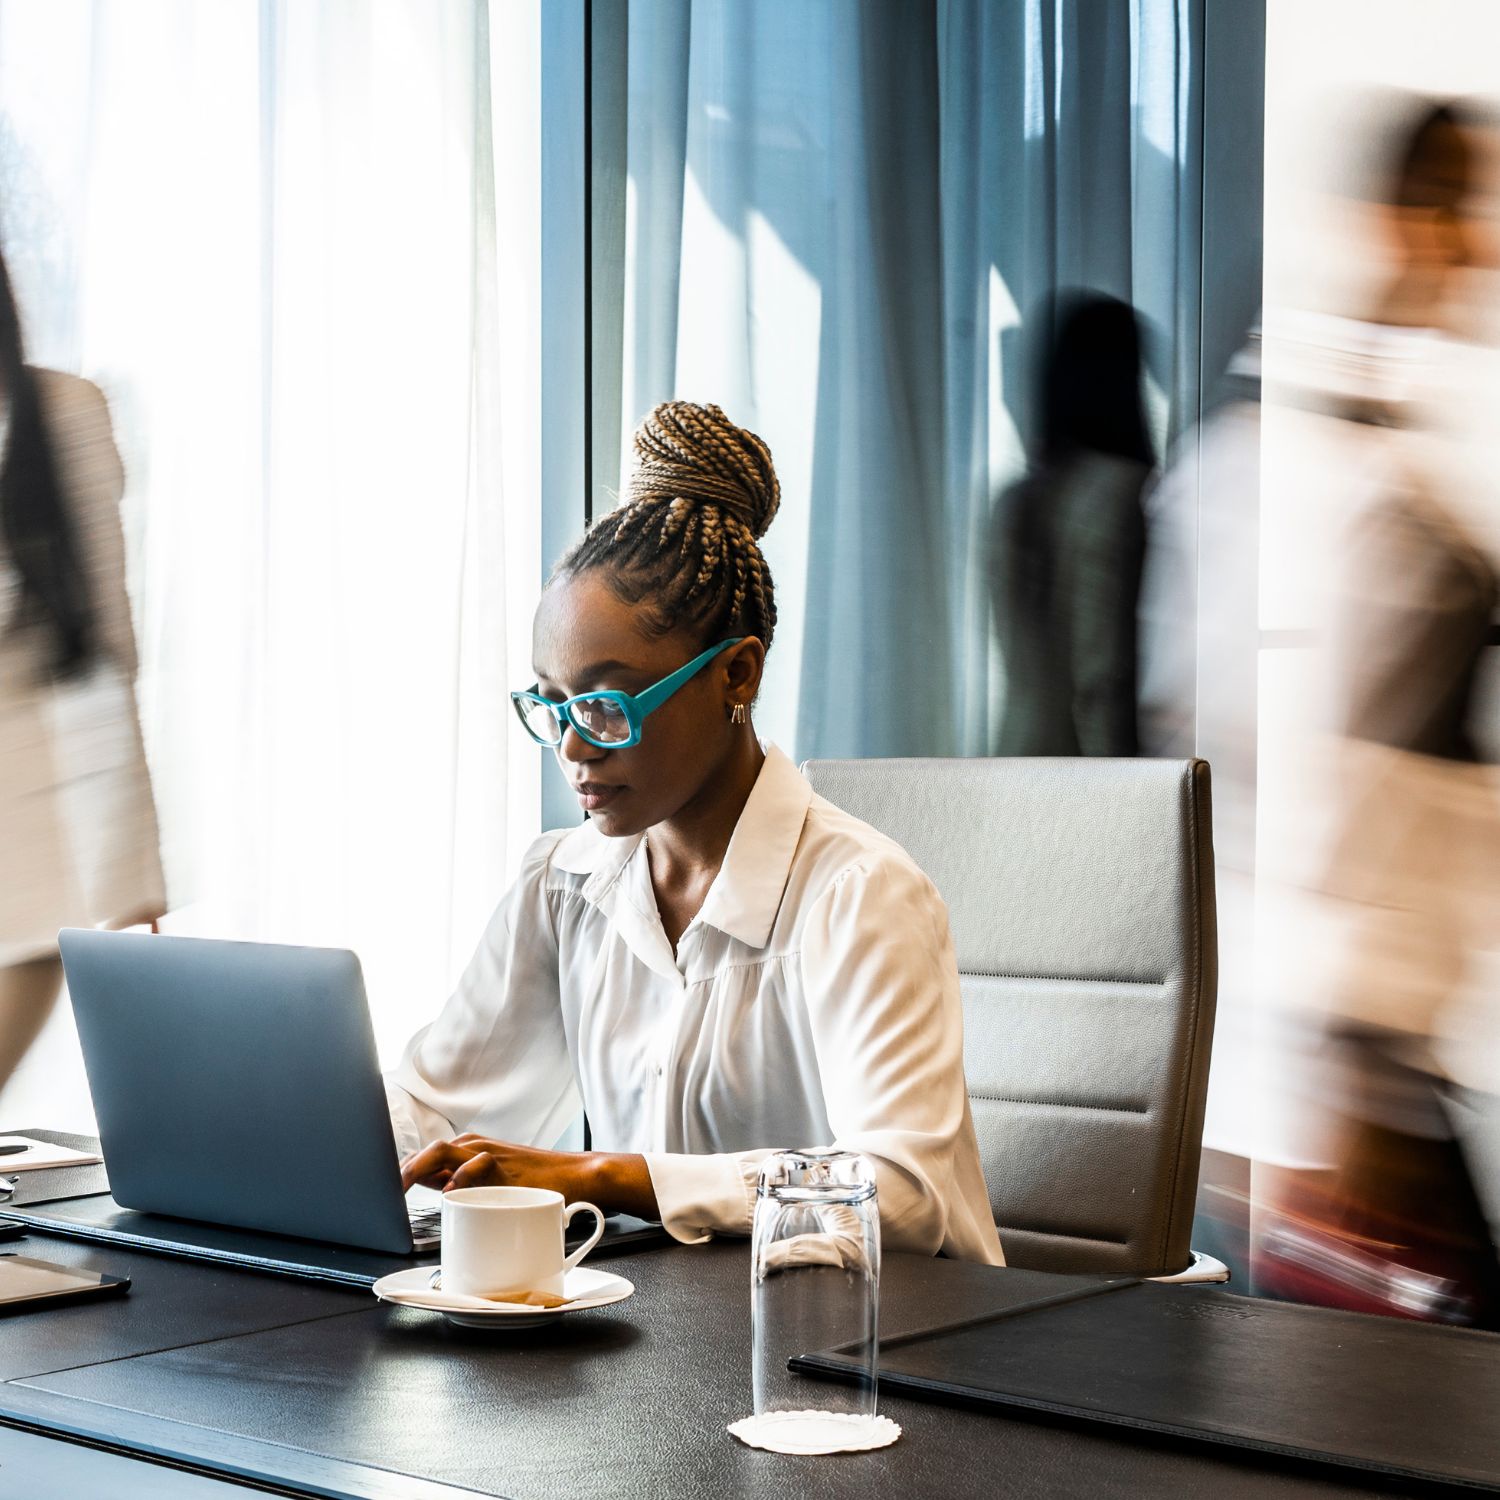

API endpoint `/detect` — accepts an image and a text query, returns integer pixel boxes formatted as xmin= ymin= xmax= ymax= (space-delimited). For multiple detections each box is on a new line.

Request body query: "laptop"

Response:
xmin=57 ymin=928 xmax=447 ymax=1255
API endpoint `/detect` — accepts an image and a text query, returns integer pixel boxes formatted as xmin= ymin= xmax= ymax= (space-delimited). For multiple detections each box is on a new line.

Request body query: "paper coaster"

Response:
xmin=727 ymin=1411 xmax=902 ymax=1455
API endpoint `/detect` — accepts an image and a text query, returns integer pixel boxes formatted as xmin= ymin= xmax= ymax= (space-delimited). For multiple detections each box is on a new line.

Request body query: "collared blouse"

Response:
xmin=387 ymin=745 xmax=1005 ymax=1264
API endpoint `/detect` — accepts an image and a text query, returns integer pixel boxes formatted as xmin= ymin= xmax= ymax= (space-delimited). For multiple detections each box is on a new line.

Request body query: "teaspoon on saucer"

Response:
xmin=427 ymin=1272 xmax=578 ymax=1308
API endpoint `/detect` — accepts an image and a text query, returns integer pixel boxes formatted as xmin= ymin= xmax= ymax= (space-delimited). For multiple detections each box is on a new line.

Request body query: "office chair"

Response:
xmin=802 ymin=756 xmax=1222 ymax=1281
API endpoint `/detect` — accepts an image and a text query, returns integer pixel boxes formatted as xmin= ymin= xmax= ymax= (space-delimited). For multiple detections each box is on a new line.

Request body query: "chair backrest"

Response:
xmin=801 ymin=757 xmax=1217 ymax=1277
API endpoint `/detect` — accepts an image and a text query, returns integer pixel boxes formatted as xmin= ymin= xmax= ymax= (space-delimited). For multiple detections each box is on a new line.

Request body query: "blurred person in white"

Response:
xmin=987 ymin=292 xmax=1154 ymax=759
xmin=1259 ymin=98 xmax=1500 ymax=1326
xmin=388 ymin=401 xmax=1003 ymax=1265
xmin=0 ymin=240 xmax=165 ymax=1092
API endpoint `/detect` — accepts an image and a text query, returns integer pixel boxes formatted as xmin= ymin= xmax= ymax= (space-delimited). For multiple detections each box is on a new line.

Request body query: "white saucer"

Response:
xmin=372 ymin=1265 xmax=635 ymax=1329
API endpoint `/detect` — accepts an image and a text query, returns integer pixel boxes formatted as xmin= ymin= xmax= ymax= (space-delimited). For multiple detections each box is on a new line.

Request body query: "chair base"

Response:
xmin=1148 ymin=1250 xmax=1230 ymax=1284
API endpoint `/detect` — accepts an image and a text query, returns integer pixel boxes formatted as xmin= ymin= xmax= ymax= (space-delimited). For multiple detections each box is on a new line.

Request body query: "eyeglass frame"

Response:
xmin=510 ymin=637 xmax=746 ymax=750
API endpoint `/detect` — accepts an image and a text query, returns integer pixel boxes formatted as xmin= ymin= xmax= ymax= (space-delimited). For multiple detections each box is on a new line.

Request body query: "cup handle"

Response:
xmin=562 ymin=1201 xmax=607 ymax=1271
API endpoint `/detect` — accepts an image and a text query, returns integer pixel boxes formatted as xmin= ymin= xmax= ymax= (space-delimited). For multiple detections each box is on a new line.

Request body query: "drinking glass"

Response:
xmin=751 ymin=1148 xmax=880 ymax=1441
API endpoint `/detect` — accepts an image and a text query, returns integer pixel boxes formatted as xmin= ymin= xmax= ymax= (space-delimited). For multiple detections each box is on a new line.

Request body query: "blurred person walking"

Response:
xmin=0 ymin=242 xmax=164 ymax=1094
xmin=1257 ymin=98 xmax=1500 ymax=1327
xmin=987 ymin=292 xmax=1154 ymax=757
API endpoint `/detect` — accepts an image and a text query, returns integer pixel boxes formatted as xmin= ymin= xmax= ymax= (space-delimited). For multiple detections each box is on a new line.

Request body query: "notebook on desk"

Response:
xmin=0 ymin=1128 xmax=110 ymax=1208
xmin=793 ymin=1269 xmax=1500 ymax=1492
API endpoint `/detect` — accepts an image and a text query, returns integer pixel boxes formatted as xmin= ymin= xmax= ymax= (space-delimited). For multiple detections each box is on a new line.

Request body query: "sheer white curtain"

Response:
xmin=0 ymin=0 xmax=540 ymax=1128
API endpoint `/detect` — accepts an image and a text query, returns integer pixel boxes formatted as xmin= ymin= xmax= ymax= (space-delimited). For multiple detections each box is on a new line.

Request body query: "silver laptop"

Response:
xmin=59 ymin=928 xmax=438 ymax=1255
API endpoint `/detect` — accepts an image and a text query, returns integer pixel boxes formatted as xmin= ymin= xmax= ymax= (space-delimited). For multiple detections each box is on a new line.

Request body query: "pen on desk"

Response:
xmin=0 ymin=1144 xmax=30 ymax=1156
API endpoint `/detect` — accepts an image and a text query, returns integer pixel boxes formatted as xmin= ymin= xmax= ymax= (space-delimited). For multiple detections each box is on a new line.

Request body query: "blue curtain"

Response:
xmin=598 ymin=0 xmax=1204 ymax=761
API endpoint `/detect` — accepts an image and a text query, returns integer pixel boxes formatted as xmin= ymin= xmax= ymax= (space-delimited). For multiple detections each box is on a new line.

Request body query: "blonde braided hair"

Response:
xmin=553 ymin=401 xmax=780 ymax=650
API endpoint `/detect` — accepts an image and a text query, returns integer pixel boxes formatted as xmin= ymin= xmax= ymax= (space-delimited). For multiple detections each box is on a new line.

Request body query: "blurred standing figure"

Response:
xmin=0 ymin=243 xmax=165 ymax=1092
xmin=1258 ymin=98 xmax=1500 ymax=1326
xmin=988 ymin=292 xmax=1153 ymax=757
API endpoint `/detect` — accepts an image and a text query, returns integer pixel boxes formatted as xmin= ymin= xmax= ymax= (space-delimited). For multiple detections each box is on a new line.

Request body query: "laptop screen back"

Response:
xmin=59 ymin=929 xmax=412 ymax=1254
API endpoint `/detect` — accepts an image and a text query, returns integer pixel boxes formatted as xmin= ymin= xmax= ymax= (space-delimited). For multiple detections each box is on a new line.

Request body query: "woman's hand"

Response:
xmin=400 ymin=1134 xmax=658 ymax=1218
xmin=400 ymin=1135 xmax=587 ymax=1195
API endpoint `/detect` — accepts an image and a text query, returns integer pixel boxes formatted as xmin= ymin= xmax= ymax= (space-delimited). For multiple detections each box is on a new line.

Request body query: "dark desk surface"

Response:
xmin=0 ymin=1229 xmax=1433 ymax=1500
xmin=0 ymin=1233 xmax=360 ymax=1383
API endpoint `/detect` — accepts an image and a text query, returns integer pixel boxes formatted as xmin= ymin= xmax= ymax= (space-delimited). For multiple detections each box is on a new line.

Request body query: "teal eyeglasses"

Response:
xmin=511 ymin=638 xmax=744 ymax=749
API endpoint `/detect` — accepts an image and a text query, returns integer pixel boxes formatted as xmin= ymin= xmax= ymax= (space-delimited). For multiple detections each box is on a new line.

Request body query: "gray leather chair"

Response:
xmin=801 ymin=757 xmax=1218 ymax=1279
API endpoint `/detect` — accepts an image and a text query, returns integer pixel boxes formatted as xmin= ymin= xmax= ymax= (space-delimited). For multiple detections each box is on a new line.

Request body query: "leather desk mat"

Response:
xmin=0 ymin=1231 xmax=365 ymax=1384
xmin=14 ymin=1246 xmax=1402 ymax=1500
xmin=795 ymin=1275 xmax=1500 ymax=1492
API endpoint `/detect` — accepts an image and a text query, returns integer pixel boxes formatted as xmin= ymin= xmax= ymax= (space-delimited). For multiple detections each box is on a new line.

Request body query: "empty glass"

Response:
xmin=749 ymin=1148 xmax=881 ymax=1448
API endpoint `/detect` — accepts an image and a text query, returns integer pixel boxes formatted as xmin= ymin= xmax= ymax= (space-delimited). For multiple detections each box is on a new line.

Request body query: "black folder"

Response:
xmin=794 ymin=1271 xmax=1500 ymax=1492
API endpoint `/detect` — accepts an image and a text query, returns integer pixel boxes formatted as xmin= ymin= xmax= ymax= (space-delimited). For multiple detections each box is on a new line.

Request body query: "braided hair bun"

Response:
xmin=554 ymin=399 xmax=780 ymax=651
xmin=627 ymin=401 xmax=780 ymax=541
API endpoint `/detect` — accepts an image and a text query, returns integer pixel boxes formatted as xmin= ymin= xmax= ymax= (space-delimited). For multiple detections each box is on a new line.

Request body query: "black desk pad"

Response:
xmin=794 ymin=1279 xmax=1500 ymax=1492
xmin=0 ymin=1192 xmax=669 ymax=1289
xmin=0 ymin=1233 xmax=364 ymax=1383
xmin=17 ymin=1246 xmax=1401 ymax=1500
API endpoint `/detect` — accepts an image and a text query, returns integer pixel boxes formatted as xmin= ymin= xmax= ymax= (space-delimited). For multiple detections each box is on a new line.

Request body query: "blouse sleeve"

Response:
xmin=385 ymin=833 xmax=580 ymax=1161
xmin=643 ymin=856 xmax=1002 ymax=1262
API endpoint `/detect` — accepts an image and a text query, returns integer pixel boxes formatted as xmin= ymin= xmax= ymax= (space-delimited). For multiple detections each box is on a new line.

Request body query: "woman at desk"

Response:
xmin=388 ymin=401 xmax=1003 ymax=1264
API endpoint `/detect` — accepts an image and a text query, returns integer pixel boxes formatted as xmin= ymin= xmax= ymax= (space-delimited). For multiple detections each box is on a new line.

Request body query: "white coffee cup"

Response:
xmin=439 ymin=1186 xmax=606 ymax=1299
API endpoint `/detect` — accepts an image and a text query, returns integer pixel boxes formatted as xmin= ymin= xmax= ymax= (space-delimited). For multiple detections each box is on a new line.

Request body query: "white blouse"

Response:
xmin=386 ymin=745 xmax=1005 ymax=1265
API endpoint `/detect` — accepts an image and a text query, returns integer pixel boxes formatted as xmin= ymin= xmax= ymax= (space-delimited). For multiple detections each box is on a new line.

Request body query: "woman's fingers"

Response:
xmin=400 ymin=1139 xmax=470 ymax=1191
xmin=446 ymin=1151 xmax=502 ymax=1191
xmin=400 ymin=1135 xmax=529 ymax=1192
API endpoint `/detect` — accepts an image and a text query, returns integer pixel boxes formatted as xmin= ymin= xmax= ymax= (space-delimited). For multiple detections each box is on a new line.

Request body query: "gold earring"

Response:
xmin=730 ymin=702 xmax=748 ymax=725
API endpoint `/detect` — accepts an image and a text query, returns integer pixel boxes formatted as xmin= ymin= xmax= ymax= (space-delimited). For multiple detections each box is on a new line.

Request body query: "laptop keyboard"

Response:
xmin=408 ymin=1205 xmax=442 ymax=1247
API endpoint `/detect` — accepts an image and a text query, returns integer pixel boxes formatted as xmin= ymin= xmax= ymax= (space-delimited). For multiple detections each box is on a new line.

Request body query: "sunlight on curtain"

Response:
xmin=0 ymin=0 xmax=540 ymax=1127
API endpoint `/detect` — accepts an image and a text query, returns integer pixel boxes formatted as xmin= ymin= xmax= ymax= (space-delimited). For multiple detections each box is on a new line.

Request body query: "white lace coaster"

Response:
xmin=727 ymin=1411 xmax=902 ymax=1455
